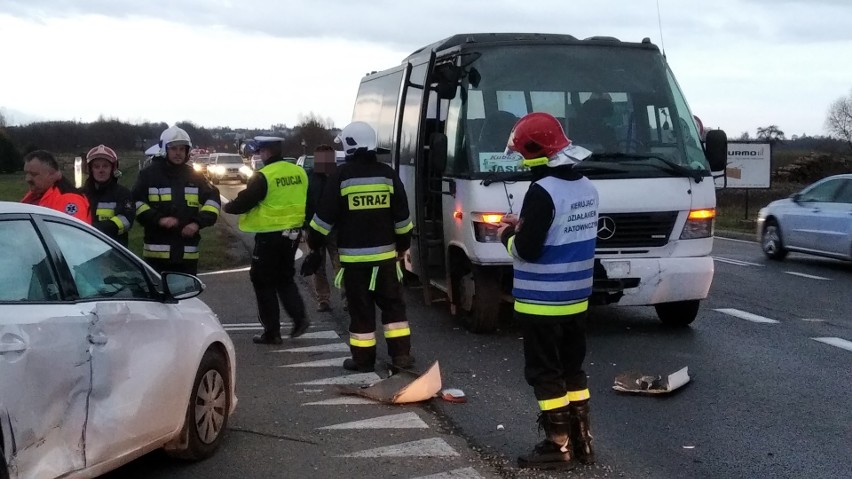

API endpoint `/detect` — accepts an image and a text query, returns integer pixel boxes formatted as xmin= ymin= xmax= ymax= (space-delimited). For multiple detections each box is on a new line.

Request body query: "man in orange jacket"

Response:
xmin=21 ymin=150 xmax=91 ymax=223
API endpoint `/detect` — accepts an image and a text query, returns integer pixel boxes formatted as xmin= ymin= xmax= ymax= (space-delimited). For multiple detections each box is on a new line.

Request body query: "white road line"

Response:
xmin=296 ymin=372 xmax=380 ymax=385
xmin=714 ymin=308 xmax=780 ymax=324
xmin=222 ymin=322 xmax=331 ymax=329
xmin=714 ymin=236 xmax=755 ymax=244
xmin=274 ymin=343 xmax=350 ymax=353
xmin=197 ymin=266 xmax=251 ymax=276
xmin=812 ymin=337 xmax=852 ymax=353
xmin=412 ymin=468 xmax=485 ymax=479
xmin=319 ymin=412 xmax=429 ymax=430
xmin=302 ymin=397 xmax=380 ymax=406
xmin=280 ymin=357 xmax=348 ymax=368
xmin=340 ymin=438 xmax=460 ymax=458
xmin=785 ymin=271 xmax=830 ymax=281
xmin=713 ymin=256 xmax=764 ymax=267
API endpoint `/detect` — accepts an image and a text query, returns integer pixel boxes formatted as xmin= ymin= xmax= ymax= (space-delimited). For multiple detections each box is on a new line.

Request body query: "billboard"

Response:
xmin=714 ymin=142 xmax=771 ymax=189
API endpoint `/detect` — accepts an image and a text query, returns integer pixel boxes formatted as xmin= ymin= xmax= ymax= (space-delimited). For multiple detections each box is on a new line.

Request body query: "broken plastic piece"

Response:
xmin=612 ymin=366 xmax=691 ymax=395
xmin=441 ymin=388 xmax=466 ymax=403
xmin=337 ymin=361 xmax=442 ymax=404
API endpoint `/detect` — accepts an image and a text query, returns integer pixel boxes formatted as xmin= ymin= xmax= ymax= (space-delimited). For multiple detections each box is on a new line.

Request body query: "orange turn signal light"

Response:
xmin=480 ymin=214 xmax=504 ymax=224
xmin=453 ymin=211 xmax=463 ymax=220
xmin=688 ymin=209 xmax=716 ymax=220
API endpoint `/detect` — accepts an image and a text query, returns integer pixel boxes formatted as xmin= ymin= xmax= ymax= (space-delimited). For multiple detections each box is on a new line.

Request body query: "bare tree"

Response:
xmin=756 ymin=125 xmax=785 ymax=144
xmin=738 ymin=131 xmax=751 ymax=140
xmin=825 ymin=89 xmax=852 ymax=152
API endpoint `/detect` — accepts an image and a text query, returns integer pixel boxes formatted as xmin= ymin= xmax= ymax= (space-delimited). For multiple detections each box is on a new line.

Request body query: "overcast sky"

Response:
xmin=1 ymin=0 xmax=850 ymax=137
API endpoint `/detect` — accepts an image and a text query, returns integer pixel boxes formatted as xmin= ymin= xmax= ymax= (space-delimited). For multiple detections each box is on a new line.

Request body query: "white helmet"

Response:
xmin=335 ymin=121 xmax=377 ymax=156
xmin=160 ymin=125 xmax=192 ymax=153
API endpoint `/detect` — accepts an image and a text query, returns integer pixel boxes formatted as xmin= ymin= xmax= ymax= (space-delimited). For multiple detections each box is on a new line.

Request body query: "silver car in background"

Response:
xmin=757 ymin=174 xmax=852 ymax=261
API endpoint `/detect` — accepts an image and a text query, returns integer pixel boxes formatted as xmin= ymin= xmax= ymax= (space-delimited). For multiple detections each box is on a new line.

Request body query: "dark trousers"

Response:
xmin=521 ymin=311 xmax=589 ymax=410
xmin=146 ymin=258 xmax=198 ymax=276
xmin=250 ymin=233 xmax=305 ymax=336
xmin=343 ymin=262 xmax=410 ymax=366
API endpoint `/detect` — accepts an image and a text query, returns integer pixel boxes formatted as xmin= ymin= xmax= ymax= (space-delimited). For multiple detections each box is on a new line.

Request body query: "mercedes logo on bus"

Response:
xmin=597 ymin=216 xmax=616 ymax=240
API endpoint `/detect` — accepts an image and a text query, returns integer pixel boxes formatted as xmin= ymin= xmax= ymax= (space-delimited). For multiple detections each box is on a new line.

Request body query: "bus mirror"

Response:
xmin=430 ymin=133 xmax=448 ymax=172
xmin=704 ymin=129 xmax=727 ymax=172
xmin=434 ymin=64 xmax=460 ymax=99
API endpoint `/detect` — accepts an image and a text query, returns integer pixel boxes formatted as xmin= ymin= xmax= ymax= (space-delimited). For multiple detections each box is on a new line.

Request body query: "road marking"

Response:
xmin=812 ymin=337 xmax=852 ymax=353
xmin=801 ymin=318 xmax=827 ymax=323
xmin=412 ymin=468 xmax=484 ymax=479
xmin=319 ymin=412 xmax=429 ymax=430
xmin=302 ymin=397 xmax=380 ymax=406
xmin=713 ymin=256 xmax=763 ymax=267
xmin=197 ymin=266 xmax=251 ymax=276
xmin=280 ymin=357 xmax=348 ymax=368
xmin=714 ymin=308 xmax=780 ymax=324
xmin=275 ymin=343 xmax=350 ymax=353
xmin=714 ymin=236 xmax=755 ymax=244
xmin=340 ymin=438 xmax=460 ymax=458
xmin=296 ymin=372 xmax=380 ymax=385
xmin=785 ymin=271 xmax=830 ymax=281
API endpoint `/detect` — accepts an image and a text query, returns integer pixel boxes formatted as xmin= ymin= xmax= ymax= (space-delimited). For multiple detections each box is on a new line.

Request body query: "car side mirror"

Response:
xmin=162 ymin=272 xmax=205 ymax=302
xmin=704 ymin=129 xmax=727 ymax=172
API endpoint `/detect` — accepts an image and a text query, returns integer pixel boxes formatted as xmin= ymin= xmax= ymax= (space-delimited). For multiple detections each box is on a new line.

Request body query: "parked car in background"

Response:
xmin=757 ymin=174 xmax=852 ymax=261
xmin=283 ymin=157 xmax=298 ymax=164
xmin=0 ymin=202 xmax=237 ymax=479
xmin=250 ymin=155 xmax=264 ymax=171
xmin=207 ymin=153 xmax=247 ymax=184
xmin=296 ymin=154 xmax=314 ymax=175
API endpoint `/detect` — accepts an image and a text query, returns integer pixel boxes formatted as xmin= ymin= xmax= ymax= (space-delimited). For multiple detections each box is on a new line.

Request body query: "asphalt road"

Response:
xmin=107 ymin=183 xmax=851 ymax=479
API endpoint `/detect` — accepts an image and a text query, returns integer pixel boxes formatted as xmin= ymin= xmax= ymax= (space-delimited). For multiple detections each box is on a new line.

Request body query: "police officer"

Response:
xmin=132 ymin=125 xmax=221 ymax=275
xmin=497 ymin=112 xmax=599 ymax=469
xmin=307 ymin=122 xmax=414 ymax=372
xmin=82 ymin=144 xmax=135 ymax=245
xmin=223 ymin=136 xmax=309 ymax=344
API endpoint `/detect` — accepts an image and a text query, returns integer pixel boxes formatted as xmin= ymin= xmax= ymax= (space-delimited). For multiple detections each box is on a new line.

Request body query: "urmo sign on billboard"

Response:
xmin=714 ymin=142 xmax=771 ymax=189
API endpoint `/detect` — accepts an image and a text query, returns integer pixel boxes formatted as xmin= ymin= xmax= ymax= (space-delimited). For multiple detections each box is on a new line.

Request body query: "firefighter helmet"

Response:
xmin=160 ymin=125 xmax=192 ymax=150
xmin=335 ymin=121 xmax=377 ymax=156
xmin=86 ymin=144 xmax=118 ymax=166
xmin=505 ymin=112 xmax=591 ymax=168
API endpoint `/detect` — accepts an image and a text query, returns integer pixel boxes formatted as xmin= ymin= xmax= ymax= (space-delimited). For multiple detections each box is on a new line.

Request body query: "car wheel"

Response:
xmin=655 ymin=299 xmax=700 ymax=328
xmin=761 ymin=220 xmax=788 ymax=260
xmin=166 ymin=349 xmax=230 ymax=461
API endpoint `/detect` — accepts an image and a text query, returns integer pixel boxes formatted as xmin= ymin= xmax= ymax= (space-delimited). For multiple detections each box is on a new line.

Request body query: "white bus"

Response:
xmin=350 ymin=33 xmax=727 ymax=332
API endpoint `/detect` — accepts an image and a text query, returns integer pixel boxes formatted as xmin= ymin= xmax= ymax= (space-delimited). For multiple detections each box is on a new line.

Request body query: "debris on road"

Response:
xmin=612 ymin=366 xmax=691 ymax=395
xmin=337 ymin=361 xmax=442 ymax=404
xmin=441 ymin=388 xmax=467 ymax=403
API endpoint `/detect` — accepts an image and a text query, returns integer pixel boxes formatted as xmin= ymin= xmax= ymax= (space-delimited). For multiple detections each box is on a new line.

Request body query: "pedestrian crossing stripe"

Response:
xmin=411 ymin=467 xmax=485 ymax=479
xmin=296 ymin=372 xmax=380 ymax=385
xmin=812 ymin=337 xmax=852 ymax=352
xmin=279 ymin=343 xmax=350 ymax=353
xmin=280 ymin=357 xmax=348 ymax=368
xmin=340 ymin=437 xmax=460 ymax=458
xmin=302 ymin=397 xmax=380 ymax=406
xmin=319 ymin=412 xmax=428 ymax=430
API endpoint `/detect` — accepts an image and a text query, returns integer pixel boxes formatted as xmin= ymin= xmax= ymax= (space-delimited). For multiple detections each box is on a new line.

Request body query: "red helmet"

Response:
xmin=505 ymin=112 xmax=571 ymax=160
xmin=86 ymin=144 xmax=118 ymax=166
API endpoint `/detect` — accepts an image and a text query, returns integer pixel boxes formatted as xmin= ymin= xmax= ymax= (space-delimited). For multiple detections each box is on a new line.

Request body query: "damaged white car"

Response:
xmin=0 ymin=202 xmax=237 ymax=479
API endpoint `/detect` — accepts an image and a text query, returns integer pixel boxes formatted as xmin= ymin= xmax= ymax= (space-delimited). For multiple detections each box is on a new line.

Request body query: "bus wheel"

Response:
xmin=457 ymin=265 xmax=501 ymax=333
xmin=654 ymin=299 xmax=700 ymax=328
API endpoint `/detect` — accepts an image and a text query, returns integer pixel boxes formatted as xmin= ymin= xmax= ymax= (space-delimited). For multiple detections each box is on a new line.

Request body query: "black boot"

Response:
xmin=253 ymin=332 xmax=283 ymax=345
xmin=289 ymin=318 xmax=310 ymax=338
xmin=517 ymin=411 xmax=575 ymax=470
xmin=342 ymin=358 xmax=374 ymax=372
xmin=569 ymin=401 xmax=595 ymax=465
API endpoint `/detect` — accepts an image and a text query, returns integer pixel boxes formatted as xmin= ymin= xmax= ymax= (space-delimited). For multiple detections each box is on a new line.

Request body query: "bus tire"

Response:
xmin=655 ymin=299 xmax=700 ymax=328
xmin=459 ymin=265 xmax=501 ymax=333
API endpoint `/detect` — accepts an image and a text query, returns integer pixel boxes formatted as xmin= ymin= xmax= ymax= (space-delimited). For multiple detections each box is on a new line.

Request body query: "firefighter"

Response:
xmin=21 ymin=150 xmax=91 ymax=223
xmin=223 ymin=136 xmax=309 ymax=344
xmin=497 ymin=112 xmax=598 ymax=469
xmin=307 ymin=122 xmax=414 ymax=373
xmin=82 ymin=144 xmax=135 ymax=246
xmin=132 ymin=125 xmax=220 ymax=275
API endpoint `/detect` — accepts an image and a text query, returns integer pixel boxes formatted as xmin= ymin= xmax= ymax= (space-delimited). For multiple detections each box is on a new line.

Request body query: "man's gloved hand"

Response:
xmin=300 ymin=250 xmax=322 ymax=276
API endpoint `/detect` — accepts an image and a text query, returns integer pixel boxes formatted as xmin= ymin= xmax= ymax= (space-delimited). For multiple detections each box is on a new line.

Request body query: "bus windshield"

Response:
xmin=451 ymin=44 xmax=708 ymax=180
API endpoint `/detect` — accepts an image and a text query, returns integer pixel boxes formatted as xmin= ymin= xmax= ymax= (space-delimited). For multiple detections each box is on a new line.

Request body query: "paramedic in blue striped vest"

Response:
xmin=497 ymin=112 xmax=599 ymax=470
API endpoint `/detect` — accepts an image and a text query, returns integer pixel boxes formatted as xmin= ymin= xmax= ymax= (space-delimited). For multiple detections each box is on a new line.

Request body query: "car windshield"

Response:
xmin=446 ymin=44 xmax=708 ymax=180
xmin=217 ymin=155 xmax=243 ymax=164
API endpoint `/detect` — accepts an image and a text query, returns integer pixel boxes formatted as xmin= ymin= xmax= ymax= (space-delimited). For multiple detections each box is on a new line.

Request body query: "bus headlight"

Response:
xmin=470 ymin=212 xmax=506 ymax=243
xmin=680 ymin=208 xmax=715 ymax=239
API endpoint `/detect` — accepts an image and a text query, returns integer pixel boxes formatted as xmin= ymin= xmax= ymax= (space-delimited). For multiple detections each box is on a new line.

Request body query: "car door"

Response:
xmin=784 ymin=178 xmax=845 ymax=251
xmin=824 ymin=178 xmax=852 ymax=257
xmin=0 ymin=216 xmax=90 ymax=478
xmin=38 ymin=218 xmax=188 ymax=466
